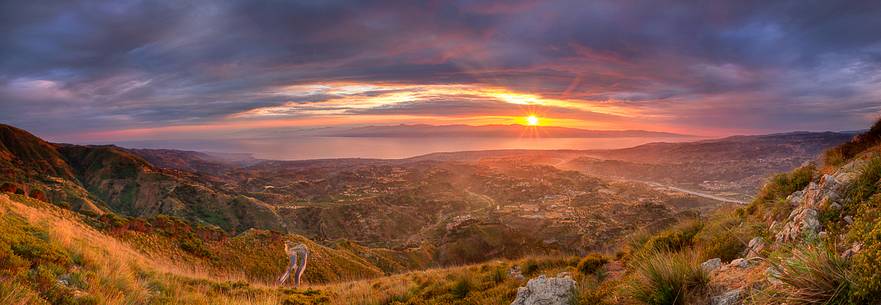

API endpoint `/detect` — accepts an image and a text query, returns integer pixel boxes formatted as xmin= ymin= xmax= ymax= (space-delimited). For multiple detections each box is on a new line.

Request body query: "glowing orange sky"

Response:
xmin=61 ymin=81 xmax=706 ymax=142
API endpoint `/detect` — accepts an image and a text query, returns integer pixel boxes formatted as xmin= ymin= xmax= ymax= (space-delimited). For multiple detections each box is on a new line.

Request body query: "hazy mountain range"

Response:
xmin=323 ymin=124 xmax=691 ymax=138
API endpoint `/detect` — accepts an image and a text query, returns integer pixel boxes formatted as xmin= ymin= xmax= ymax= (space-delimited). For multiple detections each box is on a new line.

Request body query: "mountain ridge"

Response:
xmin=326 ymin=123 xmax=692 ymax=138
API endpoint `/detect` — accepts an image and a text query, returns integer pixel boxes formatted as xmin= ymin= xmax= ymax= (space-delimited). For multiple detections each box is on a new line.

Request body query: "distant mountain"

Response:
xmin=580 ymin=131 xmax=853 ymax=164
xmin=326 ymin=124 xmax=691 ymax=138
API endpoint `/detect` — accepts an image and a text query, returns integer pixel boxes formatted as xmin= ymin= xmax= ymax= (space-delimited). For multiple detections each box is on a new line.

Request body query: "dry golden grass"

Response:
xmin=0 ymin=194 xmax=296 ymax=304
xmin=1 ymin=194 xmax=588 ymax=304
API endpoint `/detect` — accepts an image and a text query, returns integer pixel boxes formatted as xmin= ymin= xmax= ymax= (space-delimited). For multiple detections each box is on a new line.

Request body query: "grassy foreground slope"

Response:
xmin=0 ymin=191 xmax=598 ymax=305
xmin=0 ymin=192 xmax=442 ymax=304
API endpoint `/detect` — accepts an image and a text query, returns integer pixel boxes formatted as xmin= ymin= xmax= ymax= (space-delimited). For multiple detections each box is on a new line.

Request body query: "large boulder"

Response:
xmin=510 ymin=275 xmax=576 ymax=305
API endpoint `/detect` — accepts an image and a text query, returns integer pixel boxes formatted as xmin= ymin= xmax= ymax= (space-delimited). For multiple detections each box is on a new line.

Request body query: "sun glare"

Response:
xmin=526 ymin=115 xmax=539 ymax=126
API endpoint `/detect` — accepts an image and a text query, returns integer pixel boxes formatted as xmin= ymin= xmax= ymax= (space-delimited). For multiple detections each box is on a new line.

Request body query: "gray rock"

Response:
xmin=775 ymin=207 xmax=821 ymax=243
xmin=829 ymin=202 xmax=841 ymax=210
xmin=712 ymin=288 xmax=742 ymax=305
xmin=730 ymin=258 xmax=748 ymax=269
xmin=844 ymin=216 xmax=854 ymax=224
xmin=745 ymin=236 xmax=765 ymax=258
xmin=510 ymin=275 xmax=577 ymax=305
xmin=801 ymin=208 xmax=821 ymax=231
xmin=701 ymin=258 xmax=722 ymax=273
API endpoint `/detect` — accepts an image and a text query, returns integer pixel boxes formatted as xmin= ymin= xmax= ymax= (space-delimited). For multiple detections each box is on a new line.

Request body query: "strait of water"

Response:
xmin=109 ymin=136 xmax=701 ymax=160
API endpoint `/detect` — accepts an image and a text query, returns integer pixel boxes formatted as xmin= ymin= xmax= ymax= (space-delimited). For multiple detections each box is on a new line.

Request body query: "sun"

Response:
xmin=526 ymin=115 xmax=539 ymax=126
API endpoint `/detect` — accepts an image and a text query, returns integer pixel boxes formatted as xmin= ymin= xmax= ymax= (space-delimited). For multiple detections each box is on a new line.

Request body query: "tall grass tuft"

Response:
xmin=769 ymin=244 xmax=852 ymax=305
xmin=626 ymin=249 xmax=709 ymax=305
xmin=450 ymin=276 xmax=473 ymax=299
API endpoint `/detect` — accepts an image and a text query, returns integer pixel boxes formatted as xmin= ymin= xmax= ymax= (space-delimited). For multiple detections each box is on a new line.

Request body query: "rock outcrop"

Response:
xmin=775 ymin=160 xmax=863 ymax=243
xmin=510 ymin=274 xmax=576 ymax=305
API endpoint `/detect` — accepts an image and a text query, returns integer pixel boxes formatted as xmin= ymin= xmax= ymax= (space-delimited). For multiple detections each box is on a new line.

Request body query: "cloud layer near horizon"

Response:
xmin=2 ymin=0 xmax=881 ymax=142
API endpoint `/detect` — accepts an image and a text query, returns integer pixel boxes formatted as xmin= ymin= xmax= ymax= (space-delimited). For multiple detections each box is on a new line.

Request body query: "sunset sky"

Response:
xmin=2 ymin=0 xmax=881 ymax=144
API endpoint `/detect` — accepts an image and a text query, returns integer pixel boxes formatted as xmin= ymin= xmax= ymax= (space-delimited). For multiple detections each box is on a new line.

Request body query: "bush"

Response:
xmin=179 ymin=236 xmax=214 ymax=259
xmin=694 ymin=211 xmax=760 ymax=261
xmin=848 ymin=194 xmax=881 ymax=303
xmin=823 ymin=118 xmax=881 ymax=167
xmin=641 ymin=220 xmax=703 ymax=253
xmin=577 ymin=253 xmax=609 ymax=275
xmin=522 ymin=259 xmax=539 ymax=275
xmin=769 ymin=244 xmax=852 ymax=305
xmin=747 ymin=164 xmax=815 ymax=217
xmin=845 ymin=157 xmax=881 ymax=206
xmin=627 ymin=249 xmax=709 ymax=305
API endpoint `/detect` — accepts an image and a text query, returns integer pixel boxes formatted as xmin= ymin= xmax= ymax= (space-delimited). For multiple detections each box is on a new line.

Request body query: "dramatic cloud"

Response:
xmin=1 ymin=0 xmax=880 ymax=141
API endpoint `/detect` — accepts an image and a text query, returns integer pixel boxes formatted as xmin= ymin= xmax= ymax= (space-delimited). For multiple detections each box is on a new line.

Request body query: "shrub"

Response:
xmin=849 ymin=199 xmax=881 ymax=303
xmin=522 ymin=259 xmax=539 ymax=275
xmin=769 ymin=244 xmax=852 ymax=305
xmin=641 ymin=220 xmax=703 ymax=253
xmin=577 ymin=253 xmax=609 ymax=275
xmin=845 ymin=157 xmax=881 ymax=205
xmin=823 ymin=118 xmax=881 ymax=167
xmin=0 ymin=243 xmax=29 ymax=277
xmin=97 ymin=213 xmax=128 ymax=230
xmin=694 ymin=211 xmax=760 ymax=261
xmin=626 ymin=249 xmax=709 ymax=305
xmin=747 ymin=164 xmax=815 ymax=217
xmin=179 ymin=234 xmax=214 ymax=259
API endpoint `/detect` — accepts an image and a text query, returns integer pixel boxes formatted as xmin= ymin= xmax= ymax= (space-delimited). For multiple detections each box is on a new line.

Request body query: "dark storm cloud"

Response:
xmin=1 ymin=0 xmax=880 ymax=137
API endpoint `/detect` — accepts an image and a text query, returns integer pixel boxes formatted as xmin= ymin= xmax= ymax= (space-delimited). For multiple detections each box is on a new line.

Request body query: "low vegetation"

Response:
xmin=769 ymin=244 xmax=852 ymax=305
xmin=823 ymin=119 xmax=881 ymax=167
xmin=626 ymin=249 xmax=709 ymax=305
xmin=744 ymin=163 xmax=815 ymax=221
xmin=576 ymin=253 xmax=609 ymax=276
xmin=3 ymin=119 xmax=881 ymax=304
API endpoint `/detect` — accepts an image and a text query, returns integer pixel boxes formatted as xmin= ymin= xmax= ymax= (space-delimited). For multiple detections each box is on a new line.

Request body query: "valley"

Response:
xmin=0 ymin=123 xmax=858 ymax=304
